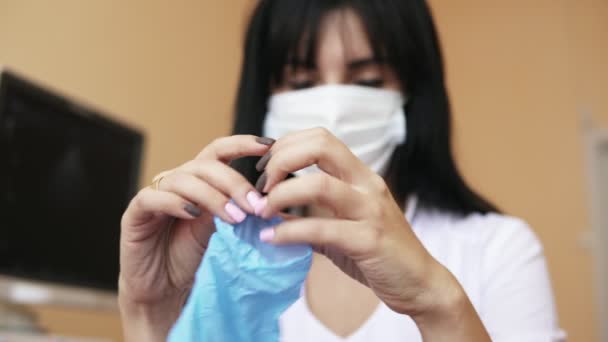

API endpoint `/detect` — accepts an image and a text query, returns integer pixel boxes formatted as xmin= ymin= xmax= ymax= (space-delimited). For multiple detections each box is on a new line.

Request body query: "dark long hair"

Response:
xmin=232 ymin=0 xmax=498 ymax=215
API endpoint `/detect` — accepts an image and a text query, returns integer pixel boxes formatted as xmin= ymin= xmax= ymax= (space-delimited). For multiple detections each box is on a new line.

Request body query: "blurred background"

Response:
xmin=0 ymin=0 xmax=606 ymax=341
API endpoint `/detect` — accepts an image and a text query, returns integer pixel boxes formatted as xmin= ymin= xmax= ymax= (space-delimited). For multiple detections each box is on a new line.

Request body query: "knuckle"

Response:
xmin=312 ymin=224 xmax=331 ymax=244
xmin=120 ymin=211 xmax=129 ymax=228
xmin=211 ymin=136 xmax=228 ymax=146
xmin=312 ymin=174 xmax=332 ymax=202
xmin=233 ymin=179 xmax=253 ymax=197
xmin=198 ymin=136 xmax=228 ymax=159
xmin=369 ymin=173 xmax=389 ymax=195
xmin=361 ymin=226 xmax=383 ymax=253
xmin=273 ymin=156 xmax=294 ymax=178
xmin=315 ymin=127 xmax=331 ymax=138
xmin=120 ymin=209 xmax=132 ymax=229
xmin=231 ymin=143 xmax=248 ymax=157
xmin=161 ymin=172 xmax=178 ymax=189
xmin=136 ymin=186 xmax=150 ymax=198
xmin=130 ymin=188 xmax=151 ymax=211
xmin=312 ymin=140 xmax=326 ymax=160
xmin=316 ymin=128 xmax=333 ymax=144
xmin=266 ymin=156 xmax=280 ymax=173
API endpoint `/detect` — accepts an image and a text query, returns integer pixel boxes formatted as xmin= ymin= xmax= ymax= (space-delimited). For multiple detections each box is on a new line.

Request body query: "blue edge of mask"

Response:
xmin=168 ymin=214 xmax=313 ymax=342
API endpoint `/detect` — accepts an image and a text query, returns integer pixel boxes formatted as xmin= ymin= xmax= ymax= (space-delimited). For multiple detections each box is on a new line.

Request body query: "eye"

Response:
xmin=355 ymin=78 xmax=385 ymax=88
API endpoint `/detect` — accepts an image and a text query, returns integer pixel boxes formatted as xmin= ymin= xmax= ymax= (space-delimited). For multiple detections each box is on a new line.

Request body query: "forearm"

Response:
xmin=411 ymin=268 xmax=491 ymax=342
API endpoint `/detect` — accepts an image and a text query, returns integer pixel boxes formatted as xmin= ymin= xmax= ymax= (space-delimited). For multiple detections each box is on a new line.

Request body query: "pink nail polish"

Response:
xmin=259 ymin=228 xmax=275 ymax=242
xmin=254 ymin=197 xmax=268 ymax=216
xmin=225 ymin=202 xmax=246 ymax=223
xmin=246 ymin=191 xmax=262 ymax=209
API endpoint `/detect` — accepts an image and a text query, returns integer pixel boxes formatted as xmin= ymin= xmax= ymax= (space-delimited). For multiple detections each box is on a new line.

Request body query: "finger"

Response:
xmin=254 ymin=130 xmax=318 ymax=172
xmin=197 ymin=135 xmax=273 ymax=162
xmin=261 ymin=218 xmax=377 ymax=259
xmin=180 ymin=159 xmax=261 ymax=214
xmin=264 ymin=128 xmax=318 ymax=152
xmin=158 ymin=171 xmax=241 ymax=224
xmin=261 ymin=128 xmax=370 ymax=192
xmin=123 ymin=187 xmax=203 ymax=227
xmin=259 ymin=173 xmax=369 ymax=220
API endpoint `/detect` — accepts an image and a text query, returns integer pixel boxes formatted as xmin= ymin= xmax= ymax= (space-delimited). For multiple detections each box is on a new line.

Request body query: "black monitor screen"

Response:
xmin=0 ymin=70 xmax=143 ymax=291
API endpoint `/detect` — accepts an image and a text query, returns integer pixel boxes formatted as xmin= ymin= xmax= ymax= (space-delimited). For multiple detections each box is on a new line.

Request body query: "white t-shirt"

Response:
xmin=279 ymin=198 xmax=566 ymax=342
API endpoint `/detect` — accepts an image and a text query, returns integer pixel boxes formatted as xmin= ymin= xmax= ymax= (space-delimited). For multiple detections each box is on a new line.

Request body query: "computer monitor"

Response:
xmin=0 ymin=69 xmax=143 ymax=298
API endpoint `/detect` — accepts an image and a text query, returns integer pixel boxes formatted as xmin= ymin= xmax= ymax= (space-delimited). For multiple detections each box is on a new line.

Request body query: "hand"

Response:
xmin=254 ymin=128 xmax=490 ymax=341
xmin=118 ymin=135 xmax=272 ymax=341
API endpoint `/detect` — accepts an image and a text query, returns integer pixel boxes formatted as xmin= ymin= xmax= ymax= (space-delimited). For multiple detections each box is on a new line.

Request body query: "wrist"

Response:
xmin=408 ymin=264 xmax=491 ymax=341
xmin=408 ymin=263 xmax=475 ymax=334
xmin=118 ymin=280 xmax=187 ymax=342
xmin=119 ymin=294 xmax=184 ymax=342
xmin=411 ymin=271 xmax=467 ymax=324
xmin=406 ymin=260 xmax=466 ymax=321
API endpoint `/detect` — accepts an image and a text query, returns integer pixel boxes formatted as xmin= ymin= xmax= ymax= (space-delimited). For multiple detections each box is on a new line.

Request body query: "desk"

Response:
xmin=0 ymin=277 xmax=122 ymax=342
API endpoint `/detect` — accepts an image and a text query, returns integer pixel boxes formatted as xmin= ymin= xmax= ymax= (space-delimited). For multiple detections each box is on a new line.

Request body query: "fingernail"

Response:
xmin=256 ymin=137 xmax=275 ymax=146
xmin=255 ymin=172 xmax=267 ymax=193
xmin=255 ymin=152 xmax=272 ymax=172
xmin=254 ymin=197 xmax=267 ymax=216
xmin=225 ymin=202 xmax=246 ymax=223
xmin=184 ymin=203 xmax=201 ymax=218
xmin=259 ymin=227 xmax=275 ymax=242
xmin=246 ymin=191 xmax=262 ymax=208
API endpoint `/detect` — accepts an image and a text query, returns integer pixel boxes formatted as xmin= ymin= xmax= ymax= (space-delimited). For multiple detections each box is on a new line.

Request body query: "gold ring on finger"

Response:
xmin=151 ymin=170 xmax=172 ymax=191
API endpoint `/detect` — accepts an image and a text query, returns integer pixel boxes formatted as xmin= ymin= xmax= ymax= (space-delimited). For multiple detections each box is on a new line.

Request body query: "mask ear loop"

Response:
xmin=405 ymin=195 xmax=418 ymax=223
xmin=389 ymin=105 xmax=407 ymax=145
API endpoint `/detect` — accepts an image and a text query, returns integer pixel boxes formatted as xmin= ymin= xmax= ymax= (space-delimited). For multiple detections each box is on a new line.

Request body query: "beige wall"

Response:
xmin=1 ymin=1 xmax=606 ymax=341
xmin=429 ymin=1 xmax=608 ymax=341
xmin=0 ymin=1 xmax=250 ymax=340
xmin=0 ymin=0 xmax=251 ymax=185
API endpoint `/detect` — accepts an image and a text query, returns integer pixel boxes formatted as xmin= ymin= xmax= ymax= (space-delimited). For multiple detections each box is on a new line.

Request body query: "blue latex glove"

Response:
xmin=168 ymin=214 xmax=312 ymax=342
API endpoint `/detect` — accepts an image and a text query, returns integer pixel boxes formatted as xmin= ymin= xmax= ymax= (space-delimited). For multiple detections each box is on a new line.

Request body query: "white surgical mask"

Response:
xmin=263 ymin=84 xmax=407 ymax=176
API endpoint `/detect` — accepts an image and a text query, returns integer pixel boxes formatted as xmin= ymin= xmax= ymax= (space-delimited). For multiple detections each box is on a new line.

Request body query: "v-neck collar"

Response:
xmin=297 ymin=196 xmax=418 ymax=341
xmin=299 ymin=288 xmax=385 ymax=341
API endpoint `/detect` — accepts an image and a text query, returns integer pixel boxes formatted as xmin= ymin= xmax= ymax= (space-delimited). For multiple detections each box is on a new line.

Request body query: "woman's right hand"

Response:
xmin=118 ymin=135 xmax=273 ymax=341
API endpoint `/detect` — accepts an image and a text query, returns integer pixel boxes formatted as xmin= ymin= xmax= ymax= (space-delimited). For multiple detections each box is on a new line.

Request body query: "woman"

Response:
xmin=119 ymin=0 xmax=565 ymax=341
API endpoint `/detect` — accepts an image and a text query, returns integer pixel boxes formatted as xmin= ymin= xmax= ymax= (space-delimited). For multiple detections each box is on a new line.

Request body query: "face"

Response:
xmin=272 ymin=8 xmax=402 ymax=94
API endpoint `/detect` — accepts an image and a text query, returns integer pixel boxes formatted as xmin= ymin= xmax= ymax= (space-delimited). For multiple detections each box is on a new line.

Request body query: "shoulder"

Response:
xmin=412 ymin=209 xmax=564 ymax=340
xmin=413 ymin=209 xmax=542 ymax=256
xmin=412 ymin=209 xmax=546 ymax=285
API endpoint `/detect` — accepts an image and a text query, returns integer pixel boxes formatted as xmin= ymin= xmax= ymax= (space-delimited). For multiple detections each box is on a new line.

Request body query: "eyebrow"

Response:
xmin=347 ymin=57 xmax=385 ymax=70
xmin=287 ymin=57 xmax=385 ymax=70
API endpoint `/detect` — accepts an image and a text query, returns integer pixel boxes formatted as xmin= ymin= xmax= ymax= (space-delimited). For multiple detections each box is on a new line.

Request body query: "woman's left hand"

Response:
xmin=253 ymin=127 xmax=461 ymax=318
